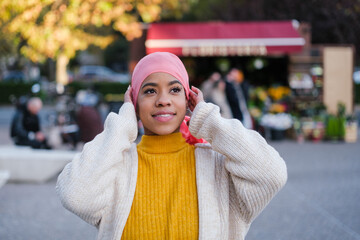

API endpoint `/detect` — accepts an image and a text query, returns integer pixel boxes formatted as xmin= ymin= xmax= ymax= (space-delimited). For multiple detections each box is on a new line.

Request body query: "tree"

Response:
xmin=0 ymin=0 xmax=191 ymax=85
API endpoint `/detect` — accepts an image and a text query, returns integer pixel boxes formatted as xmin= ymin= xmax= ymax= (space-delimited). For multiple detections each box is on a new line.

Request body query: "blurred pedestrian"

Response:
xmin=201 ymin=72 xmax=232 ymax=118
xmin=225 ymin=68 xmax=253 ymax=128
xmin=201 ymin=72 xmax=221 ymax=103
xmin=75 ymin=89 xmax=103 ymax=143
xmin=10 ymin=97 xmax=51 ymax=149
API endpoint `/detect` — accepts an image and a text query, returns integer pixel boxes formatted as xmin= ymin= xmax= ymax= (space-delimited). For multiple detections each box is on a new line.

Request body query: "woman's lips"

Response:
xmin=152 ymin=112 xmax=175 ymax=122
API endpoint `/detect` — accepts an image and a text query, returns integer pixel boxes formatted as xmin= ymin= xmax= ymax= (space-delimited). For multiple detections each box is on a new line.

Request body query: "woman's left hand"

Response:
xmin=124 ymin=85 xmax=133 ymax=104
xmin=188 ymin=86 xmax=204 ymax=112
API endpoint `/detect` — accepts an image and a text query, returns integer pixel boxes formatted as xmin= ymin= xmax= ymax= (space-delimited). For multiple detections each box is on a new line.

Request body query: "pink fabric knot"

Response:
xmin=180 ymin=116 xmax=208 ymax=145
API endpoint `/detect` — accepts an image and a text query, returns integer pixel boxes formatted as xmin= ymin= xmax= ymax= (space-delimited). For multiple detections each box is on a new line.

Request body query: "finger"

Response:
xmin=188 ymin=90 xmax=196 ymax=102
xmin=191 ymin=86 xmax=204 ymax=100
xmin=124 ymin=85 xmax=133 ymax=103
xmin=188 ymin=86 xmax=204 ymax=111
xmin=191 ymin=86 xmax=200 ymax=94
xmin=189 ymin=88 xmax=197 ymax=97
xmin=192 ymin=86 xmax=203 ymax=97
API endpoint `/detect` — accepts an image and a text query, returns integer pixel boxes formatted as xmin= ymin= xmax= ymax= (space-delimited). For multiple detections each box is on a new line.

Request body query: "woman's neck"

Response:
xmin=137 ymin=132 xmax=189 ymax=154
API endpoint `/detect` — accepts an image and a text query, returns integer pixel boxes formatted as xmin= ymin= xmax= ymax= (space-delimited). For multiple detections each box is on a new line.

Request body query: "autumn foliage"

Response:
xmin=0 ymin=0 xmax=189 ymax=84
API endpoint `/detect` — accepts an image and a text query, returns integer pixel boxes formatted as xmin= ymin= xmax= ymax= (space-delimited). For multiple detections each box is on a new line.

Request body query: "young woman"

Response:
xmin=56 ymin=52 xmax=287 ymax=240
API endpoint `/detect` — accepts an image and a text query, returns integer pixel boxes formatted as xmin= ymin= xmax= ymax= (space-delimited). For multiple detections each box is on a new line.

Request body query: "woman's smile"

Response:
xmin=152 ymin=111 xmax=176 ymax=122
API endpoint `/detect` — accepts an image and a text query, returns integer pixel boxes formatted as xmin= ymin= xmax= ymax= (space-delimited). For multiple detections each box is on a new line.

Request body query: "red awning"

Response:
xmin=146 ymin=21 xmax=305 ymax=57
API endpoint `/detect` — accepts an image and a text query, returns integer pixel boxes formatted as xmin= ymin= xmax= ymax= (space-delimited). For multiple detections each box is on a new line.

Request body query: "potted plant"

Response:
xmin=325 ymin=102 xmax=346 ymax=141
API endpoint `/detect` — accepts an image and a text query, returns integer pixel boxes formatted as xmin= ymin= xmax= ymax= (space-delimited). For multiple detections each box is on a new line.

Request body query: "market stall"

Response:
xmin=129 ymin=20 xmax=356 ymax=142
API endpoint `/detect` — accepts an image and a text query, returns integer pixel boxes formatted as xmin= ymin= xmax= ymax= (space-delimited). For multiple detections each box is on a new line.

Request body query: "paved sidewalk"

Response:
xmin=0 ymin=104 xmax=359 ymax=240
xmin=247 ymin=140 xmax=360 ymax=240
xmin=0 ymin=139 xmax=359 ymax=240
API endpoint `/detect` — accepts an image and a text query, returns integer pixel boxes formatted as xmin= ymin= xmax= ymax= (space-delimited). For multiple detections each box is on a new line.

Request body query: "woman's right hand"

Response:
xmin=188 ymin=86 xmax=204 ymax=112
xmin=124 ymin=86 xmax=133 ymax=104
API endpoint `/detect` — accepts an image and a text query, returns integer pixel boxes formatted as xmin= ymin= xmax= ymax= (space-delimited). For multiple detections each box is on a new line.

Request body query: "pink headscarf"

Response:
xmin=131 ymin=52 xmax=189 ymax=106
xmin=131 ymin=52 xmax=206 ymax=145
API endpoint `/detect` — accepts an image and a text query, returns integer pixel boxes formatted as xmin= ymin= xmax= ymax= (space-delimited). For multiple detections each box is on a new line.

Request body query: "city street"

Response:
xmin=1 ymin=1 xmax=360 ymax=239
xmin=0 ymin=105 xmax=359 ymax=240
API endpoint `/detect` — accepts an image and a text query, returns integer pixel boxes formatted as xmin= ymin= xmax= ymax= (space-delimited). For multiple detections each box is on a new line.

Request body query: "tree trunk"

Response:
xmin=56 ymin=54 xmax=69 ymax=85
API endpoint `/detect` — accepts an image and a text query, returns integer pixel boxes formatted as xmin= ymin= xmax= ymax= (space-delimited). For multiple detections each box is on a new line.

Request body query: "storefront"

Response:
xmin=144 ymin=20 xmax=305 ymax=85
xmin=129 ymin=20 xmax=356 ymax=142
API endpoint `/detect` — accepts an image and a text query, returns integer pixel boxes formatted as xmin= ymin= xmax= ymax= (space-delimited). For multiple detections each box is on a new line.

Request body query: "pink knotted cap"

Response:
xmin=131 ymin=52 xmax=190 ymax=106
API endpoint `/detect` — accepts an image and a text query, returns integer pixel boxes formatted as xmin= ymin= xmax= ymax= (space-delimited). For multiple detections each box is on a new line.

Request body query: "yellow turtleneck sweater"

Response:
xmin=121 ymin=132 xmax=199 ymax=240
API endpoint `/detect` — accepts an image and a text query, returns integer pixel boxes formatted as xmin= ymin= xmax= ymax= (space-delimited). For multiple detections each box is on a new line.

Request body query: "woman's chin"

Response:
xmin=144 ymin=127 xmax=181 ymax=136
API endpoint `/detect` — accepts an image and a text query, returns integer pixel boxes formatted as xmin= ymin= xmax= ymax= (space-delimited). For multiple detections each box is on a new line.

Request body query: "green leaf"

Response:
xmin=98 ymin=2 xmax=113 ymax=12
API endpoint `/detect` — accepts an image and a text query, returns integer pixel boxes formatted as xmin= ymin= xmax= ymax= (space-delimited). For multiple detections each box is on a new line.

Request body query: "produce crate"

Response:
xmin=345 ymin=122 xmax=358 ymax=143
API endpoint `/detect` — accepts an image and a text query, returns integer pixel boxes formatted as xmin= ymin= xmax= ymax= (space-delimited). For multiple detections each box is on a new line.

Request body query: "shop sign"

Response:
xmin=182 ymin=45 xmax=267 ymax=57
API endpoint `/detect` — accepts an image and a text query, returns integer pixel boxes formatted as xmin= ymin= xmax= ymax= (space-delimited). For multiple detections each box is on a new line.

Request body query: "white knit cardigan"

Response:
xmin=56 ymin=101 xmax=287 ymax=240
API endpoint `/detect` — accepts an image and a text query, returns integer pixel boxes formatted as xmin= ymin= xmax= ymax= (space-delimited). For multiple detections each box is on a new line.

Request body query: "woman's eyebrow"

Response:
xmin=141 ymin=80 xmax=182 ymax=89
xmin=169 ymin=80 xmax=182 ymax=86
xmin=141 ymin=82 xmax=157 ymax=89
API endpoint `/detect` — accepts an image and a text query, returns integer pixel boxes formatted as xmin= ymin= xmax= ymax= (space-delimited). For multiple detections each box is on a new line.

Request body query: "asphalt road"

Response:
xmin=0 ymin=105 xmax=359 ymax=240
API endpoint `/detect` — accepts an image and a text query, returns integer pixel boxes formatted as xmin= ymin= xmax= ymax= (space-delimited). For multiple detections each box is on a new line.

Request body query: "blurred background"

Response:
xmin=0 ymin=0 xmax=359 ymax=239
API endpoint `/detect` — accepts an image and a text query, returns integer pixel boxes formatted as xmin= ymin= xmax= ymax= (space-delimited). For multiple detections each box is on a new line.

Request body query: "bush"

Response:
xmin=66 ymin=81 xmax=129 ymax=98
xmin=0 ymin=82 xmax=34 ymax=104
xmin=94 ymin=82 xmax=128 ymax=96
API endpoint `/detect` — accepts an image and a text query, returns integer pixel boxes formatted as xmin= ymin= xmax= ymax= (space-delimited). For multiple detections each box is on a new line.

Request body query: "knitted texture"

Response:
xmin=121 ymin=133 xmax=198 ymax=239
xmin=56 ymin=102 xmax=287 ymax=240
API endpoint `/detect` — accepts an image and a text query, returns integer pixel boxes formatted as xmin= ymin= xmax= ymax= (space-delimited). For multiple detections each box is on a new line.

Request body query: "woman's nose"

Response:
xmin=156 ymin=92 xmax=171 ymax=106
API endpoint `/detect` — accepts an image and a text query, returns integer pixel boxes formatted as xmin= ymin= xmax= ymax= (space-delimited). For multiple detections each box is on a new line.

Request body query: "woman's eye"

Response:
xmin=144 ymin=88 xmax=156 ymax=94
xmin=171 ymin=87 xmax=182 ymax=93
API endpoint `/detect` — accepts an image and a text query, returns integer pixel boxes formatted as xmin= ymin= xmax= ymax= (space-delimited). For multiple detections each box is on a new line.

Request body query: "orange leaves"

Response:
xmin=44 ymin=12 xmax=58 ymax=27
xmin=113 ymin=17 xmax=143 ymax=40
xmin=137 ymin=3 xmax=162 ymax=23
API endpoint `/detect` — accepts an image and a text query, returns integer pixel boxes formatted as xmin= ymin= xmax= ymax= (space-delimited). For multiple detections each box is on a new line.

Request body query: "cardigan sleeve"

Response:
xmin=189 ymin=101 xmax=287 ymax=223
xmin=56 ymin=102 xmax=138 ymax=226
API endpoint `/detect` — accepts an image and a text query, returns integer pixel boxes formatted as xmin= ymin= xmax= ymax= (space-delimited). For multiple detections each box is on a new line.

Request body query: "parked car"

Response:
xmin=76 ymin=65 xmax=130 ymax=83
xmin=2 ymin=71 xmax=27 ymax=83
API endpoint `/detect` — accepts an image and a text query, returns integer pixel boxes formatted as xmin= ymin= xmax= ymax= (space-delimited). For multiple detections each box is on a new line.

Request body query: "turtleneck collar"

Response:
xmin=137 ymin=132 xmax=189 ymax=154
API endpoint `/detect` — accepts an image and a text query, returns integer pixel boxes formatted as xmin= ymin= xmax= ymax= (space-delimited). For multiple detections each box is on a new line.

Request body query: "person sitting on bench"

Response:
xmin=10 ymin=97 xmax=51 ymax=149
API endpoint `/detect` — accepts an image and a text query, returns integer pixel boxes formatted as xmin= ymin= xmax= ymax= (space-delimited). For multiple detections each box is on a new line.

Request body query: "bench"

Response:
xmin=0 ymin=145 xmax=76 ymax=183
xmin=0 ymin=170 xmax=10 ymax=188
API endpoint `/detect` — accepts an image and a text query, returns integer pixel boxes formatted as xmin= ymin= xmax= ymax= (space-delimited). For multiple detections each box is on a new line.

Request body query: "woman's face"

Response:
xmin=137 ymin=72 xmax=187 ymax=136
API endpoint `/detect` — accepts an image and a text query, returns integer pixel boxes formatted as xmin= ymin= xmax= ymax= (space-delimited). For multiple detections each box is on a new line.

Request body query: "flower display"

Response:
xmin=267 ymin=86 xmax=291 ymax=101
xmin=260 ymin=113 xmax=293 ymax=130
xmin=249 ymin=107 xmax=262 ymax=119
xmin=248 ymin=87 xmax=269 ymax=110
xmin=269 ymin=103 xmax=287 ymax=113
